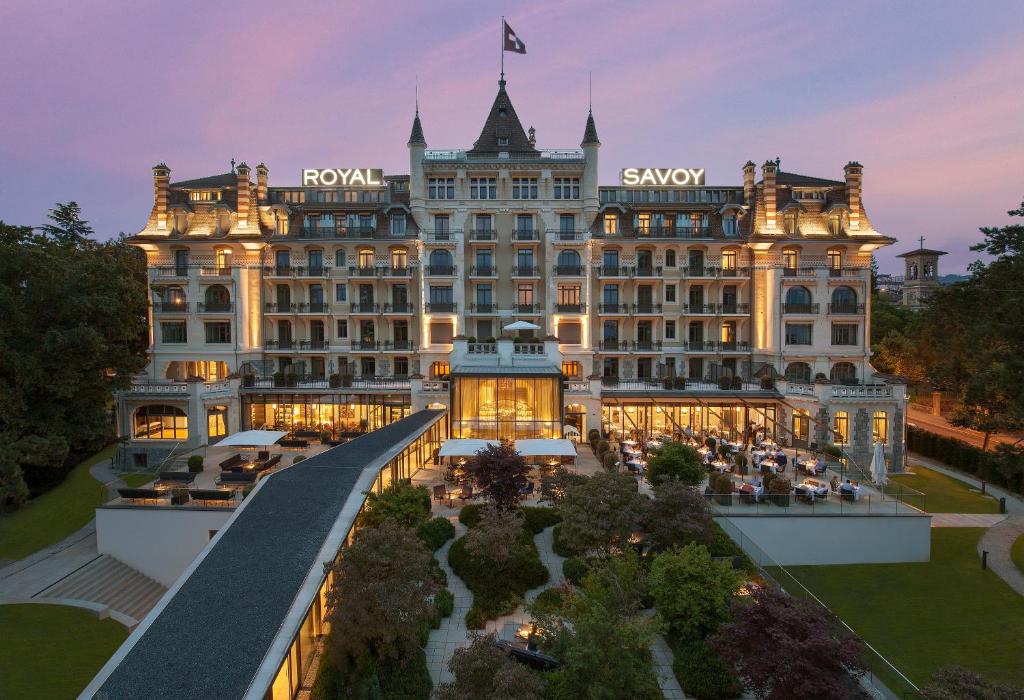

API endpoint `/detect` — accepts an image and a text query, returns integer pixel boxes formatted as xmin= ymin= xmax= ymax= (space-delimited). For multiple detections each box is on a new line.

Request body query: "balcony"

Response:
xmin=599 ymin=340 xmax=628 ymax=352
xmin=155 ymin=302 xmax=189 ymax=313
xmin=782 ymin=303 xmax=820 ymax=314
xmin=382 ymin=266 xmax=411 ymax=278
xmin=470 ymin=266 xmax=497 ymax=278
xmin=684 ymin=303 xmax=715 ymax=315
xmin=383 ymin=302 xmax=413 ymax=314
xmin=155 ymin=266 xmax=189 ymax=279
xmin=597 ymin=265 xmax=630 ymax=278
xmin=264 ymin=340 xmax=295 ymax=351
xmin=632 ymin=266 xmax=662 ymax=278
xmin=829 ymin=303 xmax=866 ymax=314
xmin=422 ymin=230 xmax=459 ymax=244
xmin=468 ymin=343 xmax=497 ymax=354
xmin=548 ymin=229 xmax=587 ymax=242
xmin=264 ymin=302 xmax=295 ymax=313
xmin=598 ymin=303 xmax=629 ymax=314
xmin=263 ymin=265 xmax=295 ymax=277
xmin=554 ymin=265 xmax=584 ymax=276
xmin=514 ymin=303 xmax=541 ymax=314
xmin=684 ymin=340 xmax=715 ymax=352
xmin=686 ymin=265 xmax=715 ymax=278
xmin=196 ymin=302 xmax=234 ymax=313
xmin=719 ymin=303 xmax=751 ymax=315
xmin=469 ymin=228 xmax=496 ymax=241
xmin=631 ymin=340 xmax=662 ymax=352
xmin=426 ymin=301 xmax=457 ymax=313
xmin=555 ymin=303 xmax=585 ymax=313
xmin=352 ymin=340 xmax=380 ymax=351
xmin=718 ymin=340 xmax=752 ymax=352
xmin=384 ymin=340 xmax=416 ymax=352
xmin=296 ymin=225 xmax=414 ymax=241
xmin=349 ymin=302 xmax=379 ymax=314
xmin=782 ymin=266 xmax=819 ymax=279
xmin=469 ymin=303 xmax=496 ymax=314
xmin=512 ymin=266 xmax=540 ymax=277
xmin=717 ymin=267 xmax=751 ymax=278
xmin=299 ymin=340 xmax=329 ymax=351
xmin=512 ymin=229 xmax=540 ymax=242
xmin=199 ymin=266 xmax=232 ymax=278
xmin=426 ymin=265 xmax=456 ymax=276
xmin=594 ymin=226 xmax=713 ymax=240
xmin=513 ymin=343 xmax=545 ymax=355
xmin=632 ymin=303 xmax=663 ymax=314
xmin=349 ymin=266 xmax=380 ymax=278
xmin=829 ymin=267 xmax=868 ymax=278
xmin=295 ymin=266 xmax=330 ymax=278
xmin=297 ymin=302 xmax=329 ymax=314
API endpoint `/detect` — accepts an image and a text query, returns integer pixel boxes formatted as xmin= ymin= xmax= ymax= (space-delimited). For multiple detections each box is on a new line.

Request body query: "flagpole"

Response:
xmin=500 ymin=15 xmax=504 ymax=81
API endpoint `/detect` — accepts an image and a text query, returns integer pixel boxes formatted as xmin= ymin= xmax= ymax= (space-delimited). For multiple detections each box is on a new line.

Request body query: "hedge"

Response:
xmin=448 ymin=533 xmax=549 ymax=628
xmin=519 ymin=506 xmax=562 ymax=534
xmin=908 ymin=425 xmax=1023 ymax=495
xmin=417 ymin=517 xmax=456 ymax=551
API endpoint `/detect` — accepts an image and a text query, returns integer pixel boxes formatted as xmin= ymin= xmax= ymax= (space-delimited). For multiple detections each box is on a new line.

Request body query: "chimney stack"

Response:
xmin=762 ymin=160 xmax=778 ymax=231
xmin=235 ymin=162 xmax=251 ymax=228
xmin=152 ymin=163 xmax=171 ymax=230
xmin=256 ymin=163 xmax=269 ymax=204
xmin=742 ymin=161 xmax=756 ymax=207
xmin=844 ymin=161 xmax=863 ymax=230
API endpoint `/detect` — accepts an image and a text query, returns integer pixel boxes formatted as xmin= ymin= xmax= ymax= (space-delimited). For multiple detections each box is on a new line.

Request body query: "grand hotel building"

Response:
xmin=117 ymin=79 xmax=907 ymax=469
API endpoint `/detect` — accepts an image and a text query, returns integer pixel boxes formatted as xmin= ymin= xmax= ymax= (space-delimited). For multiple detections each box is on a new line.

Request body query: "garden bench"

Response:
xmin=189 ymin=489 xmax=234 ymax=504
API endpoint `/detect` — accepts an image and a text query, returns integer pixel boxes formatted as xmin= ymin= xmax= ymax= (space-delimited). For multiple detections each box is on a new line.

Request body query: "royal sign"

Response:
xmin=620 ymin=168 xmax=705 ymax=187
xmin=301 ymin=168 xmax=384 ymax=187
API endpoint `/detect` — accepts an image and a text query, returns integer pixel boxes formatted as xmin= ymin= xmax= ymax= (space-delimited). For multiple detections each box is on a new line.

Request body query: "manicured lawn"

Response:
xmin=1013 ymin=534 xmax=1024 ymax=576
xmin=783 ymin=529 xmax=1024 ymax=689
xmin=0 ymin=446 xmax=112 ymax=561
xmin=120 ymin=472 xmax=157 ymax=488
xmin=0 ymin=604 xmax=128 ymax=699
xmin=890 ymin=465 xmax=1000 ymax=513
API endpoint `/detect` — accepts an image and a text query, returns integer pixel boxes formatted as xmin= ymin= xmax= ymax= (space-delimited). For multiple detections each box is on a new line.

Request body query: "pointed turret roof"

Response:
xmin=581 ymin=109 xmax=600 ymax=146
xmin=467 ymin=79 xmax=537 ymax=156
xmin=408 ymin=110 xmax=426 ymax=146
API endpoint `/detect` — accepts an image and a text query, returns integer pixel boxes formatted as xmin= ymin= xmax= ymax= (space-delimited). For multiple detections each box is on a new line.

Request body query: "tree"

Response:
xmin=39 ymin=201 xmax=94 ymax=245
xmin=711 ymin=587 xmax=866 ymax=700
xmin=535 ymin=557 xmax=663 ymax=700
xmin=539 ymin=465 xmax=587 ymax=505
xmin=358 ymin=481 xmax=432 ymax=529
xmin=640 ymin=480 xmax=714 ymax=553
xmin=645 ymin=441 xmax=705 ymax=485
xmin=0 ymin=453 xmax=30 ymax=511
xmin=462 ymin=440 xmax=531 ymax=510
xmin=433 ymin=633 xmax=546 ymax=700
xmin=463 ymin=504 xmax=524 ymax=569
xmin=325 ymin=521 xmax=438 ymax=667
xmin=557 ymin=471 xmax=646 ymax=557
xmin=648 ymin=543 xmax=740 ymax=642
xmin=922 ymin=665 xmax=1024 ymax=700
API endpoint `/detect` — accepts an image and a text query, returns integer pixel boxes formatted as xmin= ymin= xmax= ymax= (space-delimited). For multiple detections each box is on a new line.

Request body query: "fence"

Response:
xmin=718 ymin=518 xmax=924 ymax=699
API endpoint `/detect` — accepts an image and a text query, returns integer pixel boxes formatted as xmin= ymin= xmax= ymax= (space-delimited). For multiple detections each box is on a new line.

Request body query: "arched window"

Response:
xmin=429 ymin=249 xmax=453 ymax=271
xmin=204 ymin=285 xmax=230 ymax=311
xmin=134 ymin=405 xmax=188 ymax=439
xmin=830 ymin=362 xmax=857 ymax=384
xmin=785 ymin=286 xmax=812 ymax=312
xmin=831 ymin=286 xmax=857 ymax=313
xmin=556 ymin=249 xmax=581 ymax=272
xmin=785 ymin=362 xmax=812 ymax=383
xmin=907 ymin=263 xmax=918 ymax=280
xmin=163 ymin=286 xmax=186 ymax=309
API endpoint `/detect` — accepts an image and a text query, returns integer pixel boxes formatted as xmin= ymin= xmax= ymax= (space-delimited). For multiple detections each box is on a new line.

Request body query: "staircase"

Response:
xmin=35 ymin=555 xmax=167 ymax=622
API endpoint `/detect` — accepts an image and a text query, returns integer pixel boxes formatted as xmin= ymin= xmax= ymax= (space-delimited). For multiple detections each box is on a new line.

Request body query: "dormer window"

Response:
xmin=722 ymin=215 xmax=737 ymax=237
xmin=603 ymin=214 xmax=619 ymax=235
xmin=498 ymin=137 xmax=509 ymax=146
xmin=190 ymin=191 xmax=221 ymax=202
xmin=783 ymin=212 xmax=798 ymax=235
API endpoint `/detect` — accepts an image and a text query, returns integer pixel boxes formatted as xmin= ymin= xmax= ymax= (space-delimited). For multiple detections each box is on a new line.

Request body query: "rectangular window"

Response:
xmin=469 ymin=178 xmax=497 ymax=199
xmin=665 ymin=284 xmax=677 ymax=303
xmin=783 ymin=249 xmax=798 ymax=270
xmin=831 ymin=323 xmax=859 ymax=345
xmin=189 ymin=191 xmax=221 ymax=202
xmin=334 ymin=284 xmax=346 ymax=302
xmin=834 ymin=411 xmax=849 ymax=445
xmin=204 ymin=322 xmax=231 ymax=344
xmin=603 ymin=284 xmax=619 ymax=303
xmin=723 ymin=216 xmax=738 ymax=236
xmin=517 ymin=285 xmax=534 ymax=306
xmin=429 ymin=286 xmax=453 ymax=303
xmin=665 ymin=250 xmax=676 ymax=267
xmin=722 ymin=250 xmax=737 ymax=271
xmin=785 ymin=323 xmax=813 ymax=345
xmin=637 ymin=213 xmax=651 ymax=235
xmin=427 ymin=178 xmax=455 ymax=199
xmin=512 ymin=178 xmax=538 ymax=199
xmin=394 ymin=356 xmax=409 ymax=377
xmin=873 ymin=411 xmax=888 ymax=444
xmin=161 ymin=322 xmax=187 ymax=343
xmin=361 ymin=356 xmax=376 ymax=376
xmin=688 ymin=321 xmax=703 ymax=343
xmin=558 ymin=285 xmax=581 ymax=305
xmin=431 ymin=361 xmax=450 ymax=379
xmin=553 ymin=178 xmax=580 ymax=199
xmin=665 ymin=320 xmax=676 ymax=339
xmin=433 ymin=215 xmax=449 ymax=234
xmin=559 ymin=214 xmax=575 ymax=232
xmin=517 ymin=249 xmax=534 ymax=272
xmin=477 ymin=320 xmax=493 ymax=340
xmin=390 ymin=214 xmax=406 ymax=235
xmin=336 ymin=320 xmax=348 ymax=339
xmin=476 ymin=284 xmax=493 ymax=305
xmin=562 ymin=360 xmax=581 ymax=378
xmin=603 ymin=214 xmax=618 ymax=235
xmin=603 ymin=320 xmax=619 ymax=342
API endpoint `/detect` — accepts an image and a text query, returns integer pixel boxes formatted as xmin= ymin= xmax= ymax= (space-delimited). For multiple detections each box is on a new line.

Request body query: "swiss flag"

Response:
xmin=503 ymin=21 xmax=526 ymax=54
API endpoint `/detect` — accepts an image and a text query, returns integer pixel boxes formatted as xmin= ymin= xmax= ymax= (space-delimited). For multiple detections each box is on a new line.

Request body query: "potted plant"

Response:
xmin=467 ymin=336 xmax=477 ymax=343
xmin=768 ymin=476 xmax=791 ymax=507
xmin=170 ymin=488 xmax=190 ymax=506
xmin=731 ymin=375 xmax=743 ymax=390
xmin=714 ymin=473 xmax=734 ymax=506
xmin=596 ymin=439 xmax=610 ymax=458
xmin=814 ymin=372 xmax=829 ymax=383
xmin=719 ymin=376 xmax=731 ymax=390
xmin=341 ymin=373 xmax=353 ymax=387
xmin=242 ymin=374 xmax=255 ymax=388
xmin=760 ymin=375 xmax=775 ymax=391
xmin=187 ymin=455 xmax=204 ymax=473
xmin=485 ymin=336 xmax=496 ymax=343
xmin=329 ymin=373 xmax=341 ymax=388
xmin=272 ymin=371 xmax=286 ymax=388
xmin=718 ymin=444 xmax=732 ymax=461
xmin=735 ymin=453 xmax=749 ymax=476
xmin=673 ymin=376 xmax=687 ymax=390
xmin=602 ymin=451 xmax=618 ymax=471
xmin=663 ymin=377 xmax=674 ymax=390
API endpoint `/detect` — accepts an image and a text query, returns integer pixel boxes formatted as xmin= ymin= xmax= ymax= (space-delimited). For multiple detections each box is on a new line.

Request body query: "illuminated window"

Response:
xmin=431 ymin=361 xmax=450 ymax=379
xmin=833 ymin=411 xmax=849 ymax=445
xmin=469 ymin=178 xmax=496 ymax=199
xmin=208 ymin=406 xmax=228 ymax=438
xmin=557 ymin=285 xmax=581 ymax=305
xmin=517 ymin=285 xmax=534 ymax=306
xmin=637 ymin=213 xmax=651 ymax=235
xmin=134 ymin=405 xmax=188 ymax=440
xmin=358 ymin=249 xmax=374 ymax=269
xmin=562 ymin=361 xmax=581 ymax=378
xmin=553 ymin=178 xmax=580 ymax=199
xmin=190 ymin=190 xmax=221 ymax=202
xmin=720 ymin=321 xmax=735 ymax=343
xmin=783 ymin=248 xmax=799 ymax=271
xmin=215 ymin=249 xmax=230 ymax=273
xmin=391 ymin=249 xmax=407 ymax=269
xmin=512 ymin=178 xmax=538 ymax=199
xmin=828 ymin=248 xmax=843 ymax=270
xmin=721 ymin=250 xmax=737 ymax=271
xmin=428 ymin=178 xmax=455 ymax=199
xmin=603 ymin=214 xmax=619 ymax=235
xmin=783 ymin=212 xmax=798 ymax=235
xmin=872 ymin=411 xmax=888 ymax=444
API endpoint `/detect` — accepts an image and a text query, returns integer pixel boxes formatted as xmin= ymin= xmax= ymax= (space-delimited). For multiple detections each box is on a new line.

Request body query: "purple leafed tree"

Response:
xmin=462 ymin=439 xmax=531 ymax=511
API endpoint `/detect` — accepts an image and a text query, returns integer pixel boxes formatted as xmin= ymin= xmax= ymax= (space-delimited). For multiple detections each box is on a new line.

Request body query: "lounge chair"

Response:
xmin=458 ymin=484 xmax=475 ymax=502
xmin=217 ymin=471 xmax=258 ymax=487
xmin=157 ymin=471 xmax=197 ymax=485
xmin=219 ymin=454 xmax=244 ymax=471
xmin=433 ymin=484 xmax=448 ymax=503
xmin=188 ymin=489 xmax=234 ymax=504
xmin=117 ymin=488 xmax=166 ymax=503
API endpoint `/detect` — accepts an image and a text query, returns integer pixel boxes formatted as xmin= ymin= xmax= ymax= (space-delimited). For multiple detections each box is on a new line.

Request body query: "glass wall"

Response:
xmin=244 ymin=393 xmax=410 ymax=438
xmin=451 ymin=375 xmax=562 ymax=440
xmin=601 ymin=401 xmax=778 ymax=443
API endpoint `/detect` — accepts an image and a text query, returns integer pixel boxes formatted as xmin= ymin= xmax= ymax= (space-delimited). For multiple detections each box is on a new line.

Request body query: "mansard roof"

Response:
xmin=467 ymin=79 xmax=537 ymax=156
xmin=169 ymin=173 xmax=239 ymax=189
xmin=773 ymin=171 xmax=845 ymax=187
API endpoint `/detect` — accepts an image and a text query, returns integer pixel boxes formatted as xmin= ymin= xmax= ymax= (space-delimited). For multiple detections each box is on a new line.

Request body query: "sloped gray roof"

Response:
xmin=170 ymin=173 xmax=239 ymax=189
xmin=468 ymin=79 xmax=537 ymax=156
xmin=408 ymin=111 xmax=426 ymax=146
xmin=581 ymin=110 xmax=600 ymax=146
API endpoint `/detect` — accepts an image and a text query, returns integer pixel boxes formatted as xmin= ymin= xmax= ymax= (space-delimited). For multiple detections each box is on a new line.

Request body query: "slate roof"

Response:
xmin=581 ymin=110 xmax=600 ymax=146
xmin=408 ymin=111 xmax=426 ymax=146
xmin=774 ymin=171 xmax=845 ymax=187
xmin=467 ymin=79 xmax=538 ymax=156
xmin=170 ymin=173 xmax=239 ymax=189
xmin=91 ymin=409 xmax=444 ymax=700
xmin=896 ymin=248 xmax=947 ymax=257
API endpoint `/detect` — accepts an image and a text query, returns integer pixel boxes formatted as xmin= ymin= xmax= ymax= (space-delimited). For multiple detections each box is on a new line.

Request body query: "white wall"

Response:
xmin=717 ymin=514 xmax=931 ymax=566
xmin=96 ymin=507 xmax=233 ymax=587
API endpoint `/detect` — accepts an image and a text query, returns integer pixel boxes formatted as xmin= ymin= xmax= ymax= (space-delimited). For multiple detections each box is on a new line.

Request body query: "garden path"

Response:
xmin=425 ymin=517 xmax=473 ymax=686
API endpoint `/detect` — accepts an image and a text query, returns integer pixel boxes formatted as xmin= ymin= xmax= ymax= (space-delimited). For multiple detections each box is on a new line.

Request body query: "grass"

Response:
xmin=889 ymin=464 xmax=1000 ymax=514
xmin=1013 ymin=534 xmax=1024 ymax=577
xmin=0 ymin=446 xmax=112 ymax=561
xmin=120 ymin=472 xmax=157 ymax=488
xmin=0 ymin=604 xmax=128 ymax=699
xmin=781 ymin=528 xmax=1024 ymax=689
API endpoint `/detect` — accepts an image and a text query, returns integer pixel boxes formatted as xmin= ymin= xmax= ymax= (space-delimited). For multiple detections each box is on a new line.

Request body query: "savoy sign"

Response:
xmin=301 ymin=168 xmax=384 ymax=187
xmin=620 ymin=168 xmax=706 ymax=187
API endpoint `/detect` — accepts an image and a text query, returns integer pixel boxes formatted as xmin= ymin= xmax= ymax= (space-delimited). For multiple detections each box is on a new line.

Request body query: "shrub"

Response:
xmin=417 ymin=516 xmax=455 ymax=551
xmin=730 ymin=375 xmax=743 ymax=390
xmin=531 ymin=586 xmax=566 ymax=614
xmin=646 ymin=442 xmax=705 ymax=485
xmin=712 ymin=473 xmax=733 ymax=505
xmin=705 ymin=436 xmax=717 ymax=452
xmin=458 ymin=503 xmax=482 ymax=528
xmin=588 ymin=428 xmax=601 ymax=443
xmin=519 ymin=505 xmax=562 ymax=534
xmin=170 ymin=488 xmax=189 ymax=505
xmin=551 ymin=524 xmax=580 ymax=557
xmin=596 ymin=439 xmax=610 ymax=458
xmin=292 ymin=454 xmax=306 ymax=464
xmin=462 ymin=440 xmax=532 ymax=510
xmin=360 ymin=481 xmax=432 ymax=529
xmin=448 ymin=531 xmax=548 ymax=627
xmin=767 ymin=475 xmax=791 ymax=507
xmin=434 ymin=633 xmax=546 ymax=700
xmin=563 ymin=556 xmax=589 ymax=585
xmin=672 ymin=639 xmax=743 ymax=700
xmin=434 ymin=587 xmax=455 ymax=619
xmin=187 ymin=455 xmax=204 ymax=473
xmin=602 ymin=451 xmax=619 ymax=471
xmin=717 ymin=444 xmax=732 ymax=460
xmin=649 ymin=543 xmax=740 ymax=642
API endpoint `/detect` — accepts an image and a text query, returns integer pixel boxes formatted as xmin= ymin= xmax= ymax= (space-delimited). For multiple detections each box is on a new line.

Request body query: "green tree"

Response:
xmin=39 ymin=201 xmax=94 ymax=245
xmin=358 ymin=481 xmax=432 ymax=529
xmin=557 ymin=471 xmax=646 ymax=557
xmin=0 ymin=453 xmax=30 ymax=511
xmin=648 ymin=543 xmax=740 ymax=642
xmin=463 ymin=505 xmax=524 ymax=569
xmin=433 ymin=633 xmax=546 ymax=700
xmin=640 ymin=480 xmax=714 ymax=553
xmin=645 ymin=441 xmax=705 ymax=485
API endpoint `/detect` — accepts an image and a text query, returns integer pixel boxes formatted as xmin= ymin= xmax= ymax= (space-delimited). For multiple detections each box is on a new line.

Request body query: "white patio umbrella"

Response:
xmin=503 ymin=320 xmax=541 ymax=331
xmin=871 ymin=441 xmax=888 ymax=486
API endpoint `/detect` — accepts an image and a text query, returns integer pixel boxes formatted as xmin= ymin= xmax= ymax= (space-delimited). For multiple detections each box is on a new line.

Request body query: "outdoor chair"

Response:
xmin=219 ymin=454 xmax=244 ymax=471
xmin=433 ymin=484 xmax=448 ymax=502
xmin=458 ymin=484 xmax=475 ymax=502
xmin=279 ymin=439 xmax=309 ymax=448
xmin=117 ymin=488 xmax=166 ymax=503
xmin=157 ymin=471 xmax=197 ymax=484
xmin=217 ymin=471 xmax=258 ymax=487
xmin=188 ymin=489 xmax=234 ymax=504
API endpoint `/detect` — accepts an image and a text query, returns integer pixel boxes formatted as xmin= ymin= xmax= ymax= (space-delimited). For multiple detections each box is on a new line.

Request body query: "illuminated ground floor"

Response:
xmin=242 ymin=393 xmax=411 ymax=438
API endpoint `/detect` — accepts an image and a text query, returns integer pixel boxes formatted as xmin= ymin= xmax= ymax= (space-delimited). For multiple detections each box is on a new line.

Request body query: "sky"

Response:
xmin=1 ymin=0 xmax=1022 ymax=274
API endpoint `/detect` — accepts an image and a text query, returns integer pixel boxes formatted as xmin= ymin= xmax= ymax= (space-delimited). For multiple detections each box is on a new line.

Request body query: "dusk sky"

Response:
xmin=2 ymin=0 xmax=1022 ymax=273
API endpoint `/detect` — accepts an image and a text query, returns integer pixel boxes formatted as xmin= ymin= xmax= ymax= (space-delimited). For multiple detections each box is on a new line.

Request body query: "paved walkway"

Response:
xmin=931 ymin=513 xmax=1008 ymax=528
xmin=651 ymin=634 xmax=687 ymax=699
xmin=425 ymin=518 xmax=473 ymax=686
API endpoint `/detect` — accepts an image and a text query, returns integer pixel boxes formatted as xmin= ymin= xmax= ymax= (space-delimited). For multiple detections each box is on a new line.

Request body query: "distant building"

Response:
xmin=896 ymin=245 xmax=947 ymax=309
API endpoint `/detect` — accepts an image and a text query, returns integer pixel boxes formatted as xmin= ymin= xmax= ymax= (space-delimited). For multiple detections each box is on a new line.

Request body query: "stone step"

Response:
xmin=36 ymin=555 xmax=167 ymax=621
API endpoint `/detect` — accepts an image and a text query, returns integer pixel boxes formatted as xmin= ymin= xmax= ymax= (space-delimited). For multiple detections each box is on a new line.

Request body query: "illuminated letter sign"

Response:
xmin=301 ymin=169 xmax=384 ymax=187
xmin=620 ymin=168 xmax=705 ymax=187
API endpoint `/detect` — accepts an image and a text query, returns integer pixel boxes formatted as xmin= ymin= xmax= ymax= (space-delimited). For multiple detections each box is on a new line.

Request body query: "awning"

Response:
xmin=215 ymin=430 xmax=288 ymax=447
xmin=438 ymin=439 xmax=499 ymax=457
xmin=514 ymin=439 xmax=577 ymax=457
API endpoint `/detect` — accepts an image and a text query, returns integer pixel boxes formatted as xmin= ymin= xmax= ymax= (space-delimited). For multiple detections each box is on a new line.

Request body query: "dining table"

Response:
xmin=711 ymin=460 xmax=732 ymax=473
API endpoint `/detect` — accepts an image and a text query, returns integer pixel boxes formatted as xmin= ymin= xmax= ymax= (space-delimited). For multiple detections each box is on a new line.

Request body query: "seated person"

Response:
xmin=776 ymin=451 xmax=788 ymax=468
xmin=839 ymin=479 xmax=854 ymax=493
xmin=830 ymin=475 xmax=840 ymax=492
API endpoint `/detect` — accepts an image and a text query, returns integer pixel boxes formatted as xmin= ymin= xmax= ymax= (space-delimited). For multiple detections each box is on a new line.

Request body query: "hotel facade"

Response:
xmin=118 ymin=79 xmax=906 ymax=469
